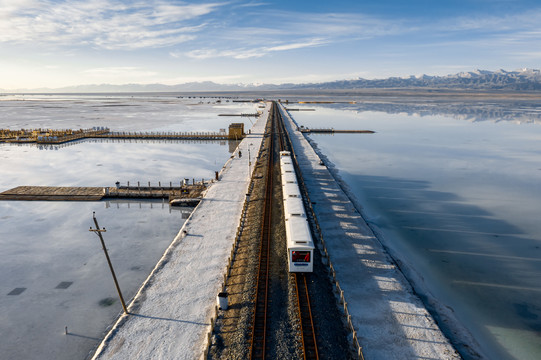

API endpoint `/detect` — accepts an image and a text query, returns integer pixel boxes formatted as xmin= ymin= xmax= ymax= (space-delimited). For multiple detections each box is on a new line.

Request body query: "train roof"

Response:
xmin=283 ymin=197 xmax=306 ymax=217
xmin=285 ymin=216 xmax=314 ymax=248
xmin=280 ymin=157 xmax=293 ymax=166
xmin=281 ymin=172 xmax=297 ymax=183
xmin=282 ymin=182 xmax=301 ymax=197
xmin=280 ymin=162 xmax=295 ymax=174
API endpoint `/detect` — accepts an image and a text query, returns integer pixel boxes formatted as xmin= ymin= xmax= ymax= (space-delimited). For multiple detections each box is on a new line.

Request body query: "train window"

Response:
xmin=292 ymin=251 xmax=310 ymax=262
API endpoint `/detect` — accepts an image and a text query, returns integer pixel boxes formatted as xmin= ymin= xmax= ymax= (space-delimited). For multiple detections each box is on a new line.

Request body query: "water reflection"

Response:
xmin=3 ymin=138 xmax=242 ymax=152
xmin=0 ymin=140 xmax=235 ymax=190
xmin=342 ymin=174 xmax=541 ymax=360
xmin=0 ymin=94 xmax=253 ymax=360
xmin=290 ymin=103 xmax=541 ymax=360
xmin=0 ymin=200 xmax=187 ymax=360
xmin=0 ymin=94 xmax=258 ymax=132
xmin=104 ymin=199 xmax=193 ymax=218
xmin=318 ymin=100 xmax=541 ymax=124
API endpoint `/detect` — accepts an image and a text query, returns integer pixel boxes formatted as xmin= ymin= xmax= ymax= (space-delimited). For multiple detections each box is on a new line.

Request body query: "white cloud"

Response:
xmin=439 ymin=9 xmax=541 ymax=32
xmin=0 ymin=0 xmax=221 ymax=49
xmin=266 ymin=11 xmax=404 ymax=38
xmin=173 ymin=8 xmax=408 ymax=62
xmin=234 ymin=1 xmax=268 ymax=8
xmin=183 ymin=38 xmax=328 ymax=60
xmin=266 ymin=38 xmax=327 ymax=52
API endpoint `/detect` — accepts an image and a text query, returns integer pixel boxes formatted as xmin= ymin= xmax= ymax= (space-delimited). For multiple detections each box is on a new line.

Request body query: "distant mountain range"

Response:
xmin=3 ymin=68 xmax=541 ymax=93
xmin=295 ymin=68 xmax=541 ymax=91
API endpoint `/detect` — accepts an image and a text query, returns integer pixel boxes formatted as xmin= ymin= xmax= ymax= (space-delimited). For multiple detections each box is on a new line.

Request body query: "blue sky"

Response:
xmin=1 ymin=0 xmax=541 ymax=89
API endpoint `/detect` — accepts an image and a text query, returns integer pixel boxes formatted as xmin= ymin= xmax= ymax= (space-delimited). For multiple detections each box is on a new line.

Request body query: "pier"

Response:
xmin=299 ymin=127 xmax=375 ymax=134
xmin=1 ymin=128 xmax=110 ymax=144
xmin=90 ymin=101 xmax=457 ymax=360
xmin=218 ymin=113 xmax=260 ymax=117
xmin=0 ymin=123 xmax=246 ymax=145
xmin=0 ymin=183 xmax=206 ymax=204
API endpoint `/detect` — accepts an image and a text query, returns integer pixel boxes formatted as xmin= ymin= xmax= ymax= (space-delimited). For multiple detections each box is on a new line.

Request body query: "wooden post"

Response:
xmin=89 ymin=212 xmax=128 ymax=314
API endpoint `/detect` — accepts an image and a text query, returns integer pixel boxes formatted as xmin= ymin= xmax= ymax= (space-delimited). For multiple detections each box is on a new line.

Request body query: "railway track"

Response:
xmin=249 ymin=103 xmax=276 ymax=359
xmin=249 ymin=102 xmax=319 ymax=360
xmin=295 ymin=274 xmax=319 ymax=359
xmin=278 ymin=102 xmax=319 ymax=360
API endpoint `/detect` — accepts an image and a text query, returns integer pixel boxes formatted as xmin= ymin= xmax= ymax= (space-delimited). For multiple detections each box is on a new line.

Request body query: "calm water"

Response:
xmin=0 ymin=95 xmax=257 ymax=359
xmin=290 ymin=101 xmax=541 ymax=360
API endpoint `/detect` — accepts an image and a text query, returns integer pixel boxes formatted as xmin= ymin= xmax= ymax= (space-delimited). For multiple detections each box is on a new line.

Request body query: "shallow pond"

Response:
xmin=290 ymin=101 xmax=541 ymax=360
xmin=0 ymin=94 xmax=257 ymax=359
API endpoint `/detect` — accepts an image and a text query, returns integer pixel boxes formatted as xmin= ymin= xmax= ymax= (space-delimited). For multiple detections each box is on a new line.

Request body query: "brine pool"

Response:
xmin=0 ymin=94 xmax=257 ymax=359
xmin=289 ymin=101 xmax=541 ymax=360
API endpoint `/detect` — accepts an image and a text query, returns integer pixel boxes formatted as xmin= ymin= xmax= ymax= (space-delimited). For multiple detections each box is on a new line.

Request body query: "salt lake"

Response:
xmin=289 ymin=98 xmax=541 ymax=360
xmin=0 ymin=94 xmax=257 ymax=359
xmin=2 ymin=93 xmax=540 ymax=360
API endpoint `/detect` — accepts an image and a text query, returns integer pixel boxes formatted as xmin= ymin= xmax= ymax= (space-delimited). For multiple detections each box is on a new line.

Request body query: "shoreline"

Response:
xmin=279 ymin=103 xmax=460 ymax=359
xmin=301 ymin=132 xmax=486 ymax=359
xmin=3 ymin=89 xmax=541 ymax=100
xmin=90 ymin=104 xmax=270 ymax=359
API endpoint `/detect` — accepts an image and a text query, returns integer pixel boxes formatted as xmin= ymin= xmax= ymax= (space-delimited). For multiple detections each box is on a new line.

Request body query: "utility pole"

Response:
xmin=89 ymin=212 xmax=128 ymax=314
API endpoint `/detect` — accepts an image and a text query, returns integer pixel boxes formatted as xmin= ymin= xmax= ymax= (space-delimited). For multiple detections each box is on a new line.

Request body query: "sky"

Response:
xmin=1 ymin=0 xmax=541 ymax=89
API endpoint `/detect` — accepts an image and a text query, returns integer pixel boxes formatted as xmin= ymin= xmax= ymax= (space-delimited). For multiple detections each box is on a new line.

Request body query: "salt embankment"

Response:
xmin=279 ymin=103 xmax=460 ymax=359
xmin=91 ymin=103 xmax=270 ymax=360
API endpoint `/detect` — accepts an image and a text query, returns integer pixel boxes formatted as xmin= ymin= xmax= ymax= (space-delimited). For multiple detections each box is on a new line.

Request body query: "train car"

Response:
xmin=283 ymin=196 xmax=306 ymax=219
xmin=280 ymin=151 xmax=295 ymax=174
xmin=285 ymin=216 xmax=314 ymax=272
xmin=282 ymin=182 xmax=301 ymax=200
xmin=280 ymin=162 xmax=295 ymax=175
xmin=280 ymin=150 xmax=314 ymax=273
xmin=281 ymin=172 xmax=298 ymax=185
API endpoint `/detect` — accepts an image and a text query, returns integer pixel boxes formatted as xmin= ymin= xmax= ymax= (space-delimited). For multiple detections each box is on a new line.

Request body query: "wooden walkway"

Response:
xmin=0 ymin=185 xmax=205 ymax=203
xmin=299 ymin=128 xmax=374 ymax=134
xmin=1 ymin=128 xmax=246 ymax=145
xmin=218 ymin=113 xmax=260 ymax=117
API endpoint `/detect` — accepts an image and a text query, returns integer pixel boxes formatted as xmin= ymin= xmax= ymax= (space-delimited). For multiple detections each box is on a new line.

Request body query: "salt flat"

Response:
xmin=279 ymin=103 xmax=460 ymax=359
xmin=93 ymin=100 xmax=460 ymax=359
xmin=91 ymin=103 xmax=269 ymax=360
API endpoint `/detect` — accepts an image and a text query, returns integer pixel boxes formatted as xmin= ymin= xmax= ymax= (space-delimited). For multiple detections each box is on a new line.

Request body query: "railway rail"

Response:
xmin=248 ymin=102 xmax=319 ymax=359
xmin=277 ymin=102 xmax=319 ymax=359
xmin=295 ymin=273 xmax=319 ymax=359
xmin=249 ymin=103 xmax=275 ymax=359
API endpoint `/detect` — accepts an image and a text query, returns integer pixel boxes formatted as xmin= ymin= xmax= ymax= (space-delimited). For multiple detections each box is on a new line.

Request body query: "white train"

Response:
xmin=280 ymin=151 xmax=314 ymax=272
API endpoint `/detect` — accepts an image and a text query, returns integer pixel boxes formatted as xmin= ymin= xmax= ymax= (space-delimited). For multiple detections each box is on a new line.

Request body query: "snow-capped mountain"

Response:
xmin=3 ymin=69 xmax=541 ymax=93
xmin=296 ymin=68 xmax=541 ymax=90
